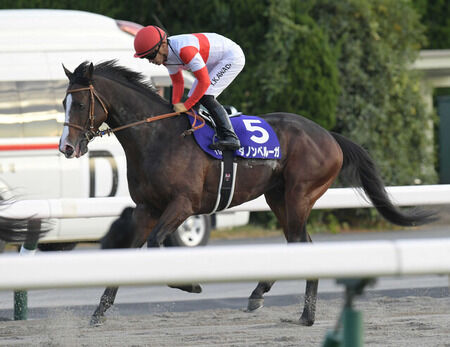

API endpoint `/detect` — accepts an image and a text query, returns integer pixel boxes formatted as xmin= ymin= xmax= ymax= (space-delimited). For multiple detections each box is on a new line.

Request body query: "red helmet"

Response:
xmin=133 ymin=25 xmax=167 ymax=58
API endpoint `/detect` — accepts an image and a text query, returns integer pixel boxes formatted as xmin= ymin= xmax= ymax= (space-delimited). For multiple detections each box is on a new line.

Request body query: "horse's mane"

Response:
xmin=73 ymin=60 xmax=170 ymax=105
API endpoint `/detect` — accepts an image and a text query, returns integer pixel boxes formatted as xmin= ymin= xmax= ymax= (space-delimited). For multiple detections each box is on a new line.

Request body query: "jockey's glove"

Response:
xmin=174 ymin=103 xmax=188 ymax=113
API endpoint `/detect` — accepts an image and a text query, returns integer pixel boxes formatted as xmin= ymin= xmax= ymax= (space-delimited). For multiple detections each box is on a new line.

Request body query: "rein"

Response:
xmin=96 ymin=109 xmax=205 ymax=138
xmin=65 ymin=84 xmax=205 ymax=139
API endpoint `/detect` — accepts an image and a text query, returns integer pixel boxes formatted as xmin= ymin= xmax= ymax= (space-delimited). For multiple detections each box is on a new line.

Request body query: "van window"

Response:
xmin=0 ymin=80 xmax=66 ymax=138
xmin=0 ymin=80 xmax=187 ymax=139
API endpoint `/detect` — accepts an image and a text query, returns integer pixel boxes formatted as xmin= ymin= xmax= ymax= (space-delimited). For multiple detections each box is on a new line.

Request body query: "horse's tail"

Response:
xmin=330 ymin=132 xmax=436 ymax=226
xmin=0 ymin=216 xmax=48 ymax=242
xmin=0 ymin=199 xmax=49 ymax=242
xmin=100 ymin=207 xmax=135 ymax=249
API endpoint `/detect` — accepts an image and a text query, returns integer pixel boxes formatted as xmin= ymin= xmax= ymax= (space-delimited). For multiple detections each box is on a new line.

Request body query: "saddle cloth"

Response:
xmin=188 ymin=114 xmax=281 ymax=160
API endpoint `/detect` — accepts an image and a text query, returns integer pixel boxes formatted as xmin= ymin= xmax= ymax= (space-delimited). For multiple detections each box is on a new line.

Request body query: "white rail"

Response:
xmin=1 ymin=185 xmax=449 ymax=219
xmin=0 ymin=238 xmax=449 ymax=290
xmin=0 ymin=196 xmax=135 ymax=219
xmin=229 ymin=184 xmax=450 ymax=211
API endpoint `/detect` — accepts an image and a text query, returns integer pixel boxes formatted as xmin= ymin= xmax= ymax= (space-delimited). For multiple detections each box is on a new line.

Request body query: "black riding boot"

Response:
xmin=208 ymin=104 xmax=241 ymax=151
xmin=198 ymin=94 xmax=241 ymax=151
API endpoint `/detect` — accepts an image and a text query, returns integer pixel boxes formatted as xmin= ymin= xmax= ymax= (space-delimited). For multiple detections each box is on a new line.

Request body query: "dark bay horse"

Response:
xmin=59 ymin=60 xmax=435 ymax=326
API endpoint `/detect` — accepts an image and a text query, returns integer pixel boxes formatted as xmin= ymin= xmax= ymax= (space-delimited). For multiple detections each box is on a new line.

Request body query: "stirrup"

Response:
xmin=209 ymin=137 xmax=241 ymax=151
xmin=209 ymin=135 xmax=224 ymax=150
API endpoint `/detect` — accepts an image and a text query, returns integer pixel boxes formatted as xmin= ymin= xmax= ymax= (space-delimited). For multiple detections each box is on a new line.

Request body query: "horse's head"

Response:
xmin=59 ymin=62 xmax=108 ymax=158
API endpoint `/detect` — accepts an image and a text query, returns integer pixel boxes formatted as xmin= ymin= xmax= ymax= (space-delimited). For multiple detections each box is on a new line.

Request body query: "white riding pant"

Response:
xmin=188 ymin=46 xmax=245 ymax=98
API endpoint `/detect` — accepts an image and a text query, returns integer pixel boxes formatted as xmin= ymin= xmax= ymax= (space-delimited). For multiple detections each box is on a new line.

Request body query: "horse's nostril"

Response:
xmin=64 ymin=144 xmax=74 ymax=157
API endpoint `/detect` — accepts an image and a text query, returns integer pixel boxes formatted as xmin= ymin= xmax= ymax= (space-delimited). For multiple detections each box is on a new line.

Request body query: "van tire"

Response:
xmin=38 ymin=242 xmax=78 ymax=251
xmin=164 ymin=215 xmax=211 ymax=247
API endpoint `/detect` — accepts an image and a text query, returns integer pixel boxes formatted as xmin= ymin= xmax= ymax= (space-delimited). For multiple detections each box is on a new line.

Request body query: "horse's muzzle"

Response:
xmin=62 ymin=144 xmax=75 ymax=158
xmin=60 ymin=138 xmax=88 ymax=158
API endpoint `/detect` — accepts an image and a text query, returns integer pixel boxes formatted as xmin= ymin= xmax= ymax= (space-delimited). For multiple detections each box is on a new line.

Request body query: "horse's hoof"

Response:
xmin=90 ymin=315 xmax=106 ymax=327
xmin=168 ymin=284 xmax=202 ymax=293
xmin=299 ymin=314 xmax=315 ymax=326
xmin=190 ymin=284 xmax=202 ymax=293
xmin=246 ymin=298 xmax=264 ymax=312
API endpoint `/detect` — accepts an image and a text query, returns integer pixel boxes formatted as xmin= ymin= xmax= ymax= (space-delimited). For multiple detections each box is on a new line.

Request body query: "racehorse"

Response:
xmin=59 ymin=60 xmax=435 ymax=326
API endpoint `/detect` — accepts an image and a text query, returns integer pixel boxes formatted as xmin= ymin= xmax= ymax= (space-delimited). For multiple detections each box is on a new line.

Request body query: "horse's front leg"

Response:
xmin=147 ymin=196 xmax=202 ymax=293
xmin=147 ymin=196 xmax=195 ymax=247
xmin=90 ymin=287 xmax=119 ymax=326
xmin=90 ymin=205 xmax=157 ymax=326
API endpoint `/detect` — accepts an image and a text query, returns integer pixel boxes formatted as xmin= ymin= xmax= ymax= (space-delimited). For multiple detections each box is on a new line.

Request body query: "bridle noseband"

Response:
xmin=65 ymin=84 xmax=109 ymax=141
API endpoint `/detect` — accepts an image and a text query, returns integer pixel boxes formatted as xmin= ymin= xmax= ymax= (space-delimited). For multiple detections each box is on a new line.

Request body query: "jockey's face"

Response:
xmin=145 ymin=41 xmax=168 ymax=66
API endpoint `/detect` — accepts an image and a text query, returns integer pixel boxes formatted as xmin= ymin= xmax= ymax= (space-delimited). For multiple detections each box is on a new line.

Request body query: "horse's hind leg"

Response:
xmin=250 ymin=185 xmax=318 ymax=326
xmin=283 ymin=188 xmax=318 ymax=326
xmin=247 ymin=281 xmax=275 ymax=311
xmin=247 ymin=187 xmax=286 ymax=312
xmin=247 ymin=233 xmax=318 ymax=326
xmin=299 ymin=230 xmax=318 ymax=326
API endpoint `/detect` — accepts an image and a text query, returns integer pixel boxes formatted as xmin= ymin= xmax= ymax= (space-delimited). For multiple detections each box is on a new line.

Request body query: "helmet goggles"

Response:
xmin=141 ymin=42 xmax=162 ymax=60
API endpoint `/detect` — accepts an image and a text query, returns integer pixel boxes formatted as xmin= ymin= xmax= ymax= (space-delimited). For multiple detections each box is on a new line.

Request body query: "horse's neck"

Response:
xmin=99 ymin=79 xmax=182 ymax=158
xmin=105 ymin=88 xmax=171 ymax=127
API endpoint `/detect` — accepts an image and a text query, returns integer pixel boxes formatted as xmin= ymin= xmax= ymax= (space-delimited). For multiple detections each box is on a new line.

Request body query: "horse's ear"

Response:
xmin=84 ymin=62 xmax=94 ymax=81
xmin=62 ymin=64 xmax=73 ymax=80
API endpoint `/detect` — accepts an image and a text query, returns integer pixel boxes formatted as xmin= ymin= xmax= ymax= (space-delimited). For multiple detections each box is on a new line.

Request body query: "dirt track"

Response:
xmin=0 ymin=294 xmax=449 ymax=346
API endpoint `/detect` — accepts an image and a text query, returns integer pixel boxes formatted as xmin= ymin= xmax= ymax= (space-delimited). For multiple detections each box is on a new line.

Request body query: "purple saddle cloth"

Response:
xmin=188 ymin=114 xmax=281 ymax=160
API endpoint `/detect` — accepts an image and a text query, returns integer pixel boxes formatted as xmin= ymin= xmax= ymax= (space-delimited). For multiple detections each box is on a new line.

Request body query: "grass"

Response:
xmin=211 ymin=224 xmax=282 ymax=240
xmin=210 ymin=221 xmax=410 ymax=240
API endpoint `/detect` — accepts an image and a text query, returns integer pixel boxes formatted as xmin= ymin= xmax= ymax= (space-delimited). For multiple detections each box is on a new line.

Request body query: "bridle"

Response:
xmin=65 ymin=84 xmax=109 ymax=141
xmin=65 ymin=83 xmax=204 ymax=141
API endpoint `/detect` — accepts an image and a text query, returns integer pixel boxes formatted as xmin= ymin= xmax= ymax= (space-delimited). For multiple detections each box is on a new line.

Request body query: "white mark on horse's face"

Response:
xmin=59 ymin=94 xmax=72 ymax=153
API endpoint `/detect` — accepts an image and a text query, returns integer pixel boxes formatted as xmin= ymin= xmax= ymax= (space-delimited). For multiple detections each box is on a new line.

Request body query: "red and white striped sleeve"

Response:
xmin=178 ymin=46 xmax=211 ymax=110
xmin=169 ymin=70 xmax=184 ymax=105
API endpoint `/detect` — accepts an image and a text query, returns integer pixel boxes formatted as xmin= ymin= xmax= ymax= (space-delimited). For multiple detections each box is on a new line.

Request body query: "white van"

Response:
xmin=0 ymin=9 xmax=249 ymax=249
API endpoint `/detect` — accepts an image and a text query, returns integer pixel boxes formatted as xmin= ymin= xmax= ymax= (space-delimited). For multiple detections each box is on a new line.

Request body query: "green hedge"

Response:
xmin=411 ymin=0 xmax=450 ymax=49
xmin=311 ymin=0 xmax=436 ymax=185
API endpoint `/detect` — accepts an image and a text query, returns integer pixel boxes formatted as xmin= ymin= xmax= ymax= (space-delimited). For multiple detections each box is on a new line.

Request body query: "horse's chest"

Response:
xmin=128 ymin=175 xmax=170 ymax=206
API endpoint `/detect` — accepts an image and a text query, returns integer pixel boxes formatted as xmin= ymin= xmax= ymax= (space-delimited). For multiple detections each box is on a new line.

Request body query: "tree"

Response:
xmin=310 ymin=0 xmax=436 ymax=185
xmin=251 ymin=0 xmax=339 ymax=128
xmin=411 ymin=0 xmax=450 ymax=49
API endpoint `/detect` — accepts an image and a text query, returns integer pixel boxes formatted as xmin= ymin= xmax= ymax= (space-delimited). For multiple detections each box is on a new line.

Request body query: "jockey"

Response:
xmin=133 ymin=25 xmax=245 ymax=151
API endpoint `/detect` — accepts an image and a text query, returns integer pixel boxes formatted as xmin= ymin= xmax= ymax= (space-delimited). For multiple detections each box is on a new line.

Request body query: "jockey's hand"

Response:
xmin=174 ymin=103 xmax=188 ymax=113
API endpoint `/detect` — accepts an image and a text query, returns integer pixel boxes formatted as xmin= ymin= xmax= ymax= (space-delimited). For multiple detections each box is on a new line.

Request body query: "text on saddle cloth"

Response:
xmin=187 ymin=114 xmax=282 ymax=160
